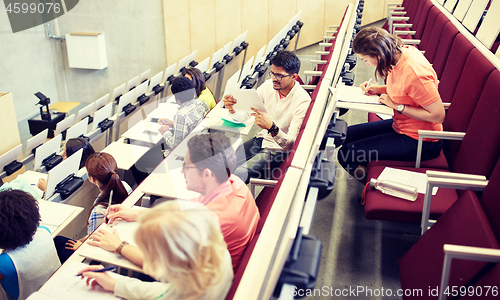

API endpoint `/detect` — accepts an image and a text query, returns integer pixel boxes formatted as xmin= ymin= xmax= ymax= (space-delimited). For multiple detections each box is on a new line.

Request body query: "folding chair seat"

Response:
xmin=398 ymin=155 xmax=500 ymax=299
xmin=363 ymin=69 xmax=500 ymax=223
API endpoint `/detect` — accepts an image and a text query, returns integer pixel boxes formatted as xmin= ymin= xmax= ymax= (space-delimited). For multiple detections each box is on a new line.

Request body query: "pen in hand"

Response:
xmin=76 ymin=266 xmax=117 ymax=277
xmin=364 ymin=78 xmax=373 ymax=95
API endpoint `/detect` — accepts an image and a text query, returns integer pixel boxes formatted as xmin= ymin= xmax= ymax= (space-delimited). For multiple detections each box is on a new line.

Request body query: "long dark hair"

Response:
xmin=352 ymin=27 xmax=404 ymax=80
xmin=182 ymin=67 xmax=207 ymax=97
xmin=85 ymin=153 xmax=129 ymax=223
xmin=65 ymin=138 xmax=95 ymax=169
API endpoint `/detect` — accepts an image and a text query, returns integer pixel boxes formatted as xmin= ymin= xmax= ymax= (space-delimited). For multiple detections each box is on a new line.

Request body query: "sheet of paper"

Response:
xmin=228 ymin=84 xmax=268 ymax=114
xmin=37 ymin=200 xmax=80 ymax=227
xmin=376 ymin=113 xmax=393 ymax=120
xmin=337 ymin=85 xmax=381 ymax=104
xmin=35 ymin=261 xmax=120 ymax=300
xmin=147 ymin=102 xmax=179 ymax=120
xmin=17 ymin=171 xmax=47 ymax=198
xmin=79 ymin=221 xmax=143 ymax=273
xmin=377 ymin=167 xmax=438 ymax=195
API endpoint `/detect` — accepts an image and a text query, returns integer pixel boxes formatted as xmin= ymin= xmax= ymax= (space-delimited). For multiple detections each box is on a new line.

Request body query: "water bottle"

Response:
xmin=369 ymin=178 xmax=418 ymax=201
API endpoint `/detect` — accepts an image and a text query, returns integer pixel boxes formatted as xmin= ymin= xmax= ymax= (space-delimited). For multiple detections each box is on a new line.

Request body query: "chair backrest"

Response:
xmin=438 ymin=33 xmax=475 ymax=103
xmin=418 ymin=6 xmax=440 ymax=52
xmin=432 ymin=21 xmax=460 ymax=78
xmin=480 ymin=154 xmax=500 ymax=241
xmin=413 ymin=0 xmax=434 ymax=40
xmin=423 ymin=10 xmax=450 ymax=64
xmin=450 ymin=70 xmax=500 ymax=178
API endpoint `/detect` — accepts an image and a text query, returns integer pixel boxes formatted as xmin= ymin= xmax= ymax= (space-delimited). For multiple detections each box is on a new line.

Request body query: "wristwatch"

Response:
xmin=267 ymin=122 xmax=279 ymax=136
xmin=116 ymin=240 xmax=129 ymax=255
xmin=397 ymin=104 xmax=405 ymax=114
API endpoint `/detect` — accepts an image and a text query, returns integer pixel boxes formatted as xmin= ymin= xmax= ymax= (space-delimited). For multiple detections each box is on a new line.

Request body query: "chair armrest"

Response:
xmin=402 ymin=39 xmax=421 ymax=45
xmin=311 ymin=60 xmax=327 ymax=65
xmin=328 ymin=25 xmax=339 ymax=30
xmin=415 ymin=131 xmax=465 ymax=168
xmin=390 ymin=10 xmax=407 ymax=15
xmin=249 ymin=178 xmax=279 ymax=197
xmin=426 ymin=170 xmax=486 ymax=182
xmin=390 ymin=16 xmax=410 ymax=21
xmin=323 ymin=36 xmax=336 ymax=41
xmin=304 ymin=71 xmax=323 ymax=76
xmin=394 ymin=30 xmax=416 ymax=36
xmin=443 ymin=103 xmax=451 ymax=109
xmin=301 ymin=85 xmax=317 ymax=90
xmin=315 ymin=51 xmax=329 ymax=56
xmin=393 ymin=23 xmax=413 ymax=28
xmin=421 ymin=175 xmax=488 ymax=235
xmin=439 ymin=245 xmax=500 ymax=300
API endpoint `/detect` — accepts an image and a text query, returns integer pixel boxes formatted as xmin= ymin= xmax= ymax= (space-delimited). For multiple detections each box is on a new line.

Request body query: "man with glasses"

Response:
xmin=91 ymin=132 xmax=259 ymax=272
xmin=223 ymin=50 xmax=311 ymax=183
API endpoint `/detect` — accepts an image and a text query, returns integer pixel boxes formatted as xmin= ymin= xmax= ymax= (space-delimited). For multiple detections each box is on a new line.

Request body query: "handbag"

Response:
xmin=54 ymin=173 xmax=84 ymax=200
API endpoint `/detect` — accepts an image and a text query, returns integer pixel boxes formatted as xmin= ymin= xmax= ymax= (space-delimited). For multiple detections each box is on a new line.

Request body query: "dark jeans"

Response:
xmin=233 ymin=137 xmax=289 ymax=183
xmin=337 ymin=119 xmax=443 ymax=173
xmin=54 ymin=236 xmax=76 ymax=264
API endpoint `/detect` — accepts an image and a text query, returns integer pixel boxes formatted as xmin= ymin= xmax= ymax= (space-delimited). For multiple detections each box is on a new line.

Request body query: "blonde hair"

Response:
xmin=135 ymin=200 xmax=227 ymax=300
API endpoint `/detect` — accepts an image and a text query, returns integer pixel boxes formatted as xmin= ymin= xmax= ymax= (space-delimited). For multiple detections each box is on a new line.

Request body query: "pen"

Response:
xmin=76 ymin=266 xmax=116 ymax=276
xmin=364 ymin=78 xmax=373 ymax=95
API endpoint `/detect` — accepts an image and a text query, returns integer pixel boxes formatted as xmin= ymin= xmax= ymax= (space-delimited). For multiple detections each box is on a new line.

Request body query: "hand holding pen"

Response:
xmin=77 ymin=265 xmax=117 ymax=291
xmin=360 ymin=78 xmax=377 ymax=95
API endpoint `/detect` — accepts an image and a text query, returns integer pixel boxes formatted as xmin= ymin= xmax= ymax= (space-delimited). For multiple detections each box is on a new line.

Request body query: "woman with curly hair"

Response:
xmin=79 ymin=200 xmax=233 ymax=300
xmin=0 ymin=189 xmax=60 ymax=300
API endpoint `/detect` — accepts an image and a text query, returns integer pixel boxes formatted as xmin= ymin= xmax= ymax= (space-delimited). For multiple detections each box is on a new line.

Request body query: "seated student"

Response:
xmin=0 ymin=190 xmax=60 ymax=300
xmin=158 ymin=77 xmax=208 ymax=151
xmin=53 ymin=152 xmax=132 ymax=263
xmin=79 ymin=200 xmax=233 ymax=300
xmin=337 ymin=27 xmax=445 ymax=180
xmin=182 ymin=67 xmax=216 ymax=111
xmin=89 ymin=132 xmax=260 ymax=271
xmin=36 ymin=137 xmax=95 ymax=191
xmin=223 ymin=50 xmax=311 ymax=183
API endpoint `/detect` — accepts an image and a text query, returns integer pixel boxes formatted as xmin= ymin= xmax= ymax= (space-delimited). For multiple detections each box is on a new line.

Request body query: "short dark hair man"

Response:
xmin=223 ymin=50 xmax=311 ymax=183
xmin=158 ymin=77 xmax=208 ymax=150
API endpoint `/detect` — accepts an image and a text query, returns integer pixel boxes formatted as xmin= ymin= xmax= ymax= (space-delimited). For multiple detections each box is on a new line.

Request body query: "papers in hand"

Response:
xmin=337 ymin=85 xmax=381 ymax=104
xmin=227 ymin=84 xmax=268 ymax=114
xmin=377 ymin=167 xmax=438 ymax=195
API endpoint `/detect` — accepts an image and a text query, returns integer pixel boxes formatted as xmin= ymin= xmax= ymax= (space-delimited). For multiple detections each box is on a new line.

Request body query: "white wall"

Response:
xmin=0 ymin=0 xmax=167 ymax=122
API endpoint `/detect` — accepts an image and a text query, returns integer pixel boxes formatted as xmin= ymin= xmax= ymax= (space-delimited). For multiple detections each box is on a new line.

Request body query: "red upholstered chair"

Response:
xmin=398 ymin=157 xmax=500 ymax=299
xmin=431 ymin=21 xmax=460 ymax=79
xmin=363 ymin=69 xmax=500 ymax=224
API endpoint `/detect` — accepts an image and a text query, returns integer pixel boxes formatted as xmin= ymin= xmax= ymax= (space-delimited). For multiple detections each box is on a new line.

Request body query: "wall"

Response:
xmin=0 ymin=0 xmax=167 ymax=122
xmin=163 ymin=0 xmax=394 ymax=66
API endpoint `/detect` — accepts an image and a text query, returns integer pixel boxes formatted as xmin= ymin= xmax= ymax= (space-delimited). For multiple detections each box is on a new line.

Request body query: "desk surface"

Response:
xmin=37 ymin=200 xmax=84 ymax=238
xmin=336 ymin=101 xmax=394 ymax=115
xmin=102 ymin=140 xmax=150 ymax=170
xmin=49 ymin=102 xmax=81 ymax=114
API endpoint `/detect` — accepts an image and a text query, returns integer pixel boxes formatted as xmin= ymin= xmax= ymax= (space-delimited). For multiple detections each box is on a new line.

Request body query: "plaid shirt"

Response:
xmin=163 ymin=99 xmax=205 ymax=150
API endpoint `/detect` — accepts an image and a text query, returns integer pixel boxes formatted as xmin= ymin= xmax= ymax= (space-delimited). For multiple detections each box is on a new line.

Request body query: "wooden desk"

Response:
xmin=49 ymin=101 xmax=81 ymax=114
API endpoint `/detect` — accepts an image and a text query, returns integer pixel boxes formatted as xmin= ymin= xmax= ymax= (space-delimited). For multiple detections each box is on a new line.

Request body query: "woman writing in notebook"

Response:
xmin=338 ymin=27 xmax=445 ymax=180
xmin=78 ymin=200 xmax=233 ymax=300
xmin=54 ymin=152 xmax=132 ymax=263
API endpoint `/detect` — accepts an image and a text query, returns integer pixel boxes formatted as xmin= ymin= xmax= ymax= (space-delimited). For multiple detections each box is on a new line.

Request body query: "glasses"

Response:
xmin=269 ymin=71 xmax=292 ymax=81
xmin=182 ymin=162 xmax=201 ymax=170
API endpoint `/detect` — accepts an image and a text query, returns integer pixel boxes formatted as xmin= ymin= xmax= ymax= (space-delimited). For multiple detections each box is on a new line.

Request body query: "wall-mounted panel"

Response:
xmin=241 ymin=0 xmax=269 ymax=63
xmin=164 ymin=0 xmax=190 ymax=65
xmin=268 ymin=0 xmax=296 ymax=43
xmin=215 ymin=0 xmax=242 ymax=51
xmin=297 ymin=0 xmax=325 ymax=48
xmin=189 ymin=0 xmax=216 ymax=66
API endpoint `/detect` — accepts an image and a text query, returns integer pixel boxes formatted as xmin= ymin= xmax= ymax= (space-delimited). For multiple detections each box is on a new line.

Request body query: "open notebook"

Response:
xmin=27 ymin=261 xmax=120 ymax=300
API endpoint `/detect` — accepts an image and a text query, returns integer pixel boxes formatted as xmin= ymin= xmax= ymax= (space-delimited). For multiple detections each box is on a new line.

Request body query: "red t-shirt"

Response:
xmin=387 ymin=45 xmax=443 ymax=141
xmin=192 ymin=175 xmax=260 ymax=271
